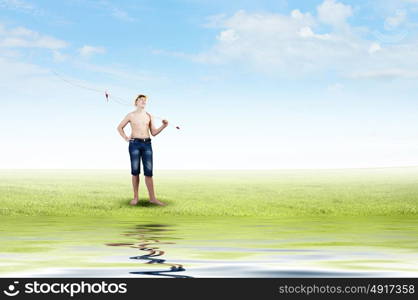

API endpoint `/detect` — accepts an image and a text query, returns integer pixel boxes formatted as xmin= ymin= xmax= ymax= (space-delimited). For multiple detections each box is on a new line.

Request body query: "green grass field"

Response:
xmin=0 ymin=167 xmax=417 ymax=217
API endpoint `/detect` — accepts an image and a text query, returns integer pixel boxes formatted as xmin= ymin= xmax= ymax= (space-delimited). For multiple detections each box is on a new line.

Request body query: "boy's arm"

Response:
xmin=117 ymin=113 xmax=131 ymax=142
xmin=148 ymin=112 xmax=168 ymax=136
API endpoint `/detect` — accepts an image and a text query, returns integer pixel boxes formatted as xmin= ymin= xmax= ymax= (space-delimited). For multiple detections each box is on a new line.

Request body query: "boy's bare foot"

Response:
xmin=130 ymin=199 xmax=139 ymax=206
xmin=149 ymin=199 xmax=166 ymax=206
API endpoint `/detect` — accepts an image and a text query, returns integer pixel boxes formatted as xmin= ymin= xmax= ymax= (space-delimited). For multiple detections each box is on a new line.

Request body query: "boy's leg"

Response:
xmin=142 ymin=142 xmax=166 ymax=206
xmin=130 ymin=175 xmax=140 ymax=205
xmin=129 ymin=141 xmax=141 ymax=206
xmin=145 ymin=176 xmax=165 ymax=206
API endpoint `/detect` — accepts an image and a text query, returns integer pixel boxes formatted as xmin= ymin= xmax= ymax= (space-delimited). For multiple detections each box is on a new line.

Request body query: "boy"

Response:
xmin=117 ymin=94 xmax=168 ymax=206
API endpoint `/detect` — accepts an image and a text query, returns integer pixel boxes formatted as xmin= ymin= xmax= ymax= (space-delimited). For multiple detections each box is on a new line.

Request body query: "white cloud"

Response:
xmin=189 ymin=6 xmax=362 ymax=76
xmin=368 ymin=42 xmax=381 ymax=54
xmin=0 ymin=56 xmax=48 ymax=78
xmin=0 ymin=0 xmax=44 ymax=16
xmin=52 ymin=50 xmax=68 ymax=62
xmin=155 ymin=0 xmax=418 ymax=80
xmin=298 ymin=26 xmax=330 ymax=39
xmin=96 ymin=0 xmax=136 ymax=22
xmin=217 ymin=29 xmax=239 ymax=42
xmin=78 ymin=45 xmax=106 ymax=57
xmin=384 ymin=9 xmax=407 ymax=30
xmin=290 ymin=9 xmax=314 ymax=22
xmin=317 ymin=0 xmax=353 ymax=27
xmin=0 ymin=24 xmax=67 ymax=49
xmin=109 ymin=7 xmax=136 ymax=22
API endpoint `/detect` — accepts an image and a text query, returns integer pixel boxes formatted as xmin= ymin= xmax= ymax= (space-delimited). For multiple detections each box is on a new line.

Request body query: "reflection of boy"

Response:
xmin=117 ymin=94 xmax=168 ymax=206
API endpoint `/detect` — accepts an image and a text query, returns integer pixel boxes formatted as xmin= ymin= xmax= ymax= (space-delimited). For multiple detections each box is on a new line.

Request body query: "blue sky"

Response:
xmin=1 ymin=0 xmax=418 ymax=169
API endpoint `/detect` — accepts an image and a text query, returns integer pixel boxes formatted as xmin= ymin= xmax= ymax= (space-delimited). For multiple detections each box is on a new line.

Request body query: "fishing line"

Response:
xmin=51 ymin=70 xmax=131 ymax=106
xmin=51 ymin=70 xmax=180 ymax=129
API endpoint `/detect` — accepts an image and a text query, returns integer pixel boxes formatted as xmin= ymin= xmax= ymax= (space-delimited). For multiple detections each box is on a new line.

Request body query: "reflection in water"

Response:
xmin=106 ymin=223 xmax=193 ymax=278
xmin=2 ymin=216 xmax=418 ymax=277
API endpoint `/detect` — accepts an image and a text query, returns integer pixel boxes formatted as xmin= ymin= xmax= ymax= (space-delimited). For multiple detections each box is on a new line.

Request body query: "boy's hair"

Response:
xmin=134 ymin=94 xmax=148 ymax=105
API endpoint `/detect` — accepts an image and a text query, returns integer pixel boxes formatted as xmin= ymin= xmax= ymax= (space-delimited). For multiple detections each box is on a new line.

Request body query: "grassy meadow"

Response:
xmin=0 ymin=167 xmax=417 ymax=217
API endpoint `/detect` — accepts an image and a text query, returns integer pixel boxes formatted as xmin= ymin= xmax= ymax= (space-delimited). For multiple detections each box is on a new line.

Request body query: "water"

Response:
xmin=0 ymin=216 xmax=417 ymax=277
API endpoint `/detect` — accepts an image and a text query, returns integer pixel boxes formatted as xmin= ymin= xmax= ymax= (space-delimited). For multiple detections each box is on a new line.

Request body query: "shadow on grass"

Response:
xmin=121 ymin=198 xmax=171 ymax=208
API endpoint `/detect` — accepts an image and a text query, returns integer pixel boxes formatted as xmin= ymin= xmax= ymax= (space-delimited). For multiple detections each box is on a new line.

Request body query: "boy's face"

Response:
xmin=136 ymin=97 xmax=147 ymax=108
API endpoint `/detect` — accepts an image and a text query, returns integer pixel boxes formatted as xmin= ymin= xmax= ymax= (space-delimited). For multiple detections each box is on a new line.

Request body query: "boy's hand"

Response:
xmin=162 ymin=119 xmax=169 ymax=127
xmin=125 ymin=135 xmax=131 ymax=142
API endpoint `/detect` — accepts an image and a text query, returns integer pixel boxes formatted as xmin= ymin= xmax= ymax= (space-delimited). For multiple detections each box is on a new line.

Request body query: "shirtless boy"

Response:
xmin=117 ymin=94 xmax=168 ymax=206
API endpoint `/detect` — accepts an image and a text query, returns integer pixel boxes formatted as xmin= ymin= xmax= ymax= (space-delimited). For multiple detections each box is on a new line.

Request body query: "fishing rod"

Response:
xmin=51 ymin=70 xmax=181 ymax=130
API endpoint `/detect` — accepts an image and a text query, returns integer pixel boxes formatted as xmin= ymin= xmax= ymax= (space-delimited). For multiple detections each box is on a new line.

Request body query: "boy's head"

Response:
xmin=134 ymin=94 xmax=148 ymax=108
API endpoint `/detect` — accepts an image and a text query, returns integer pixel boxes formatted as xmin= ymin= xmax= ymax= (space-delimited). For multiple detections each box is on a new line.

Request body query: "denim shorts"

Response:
xmin=128 ymin=138 xmax=153 ymax=177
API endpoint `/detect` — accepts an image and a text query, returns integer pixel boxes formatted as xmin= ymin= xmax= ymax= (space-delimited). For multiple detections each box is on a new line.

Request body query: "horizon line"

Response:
xmin=1 ymin=165 xmax=418 ymax=171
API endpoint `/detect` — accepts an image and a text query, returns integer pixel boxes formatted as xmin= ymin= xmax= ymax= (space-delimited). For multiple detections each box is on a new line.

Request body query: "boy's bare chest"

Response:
xmin=130 ymin=114 xmax=150 ymax=128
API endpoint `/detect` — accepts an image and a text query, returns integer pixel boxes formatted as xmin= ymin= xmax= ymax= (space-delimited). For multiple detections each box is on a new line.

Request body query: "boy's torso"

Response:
xmin=130 ymin=111 xmax=151 ymax=138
